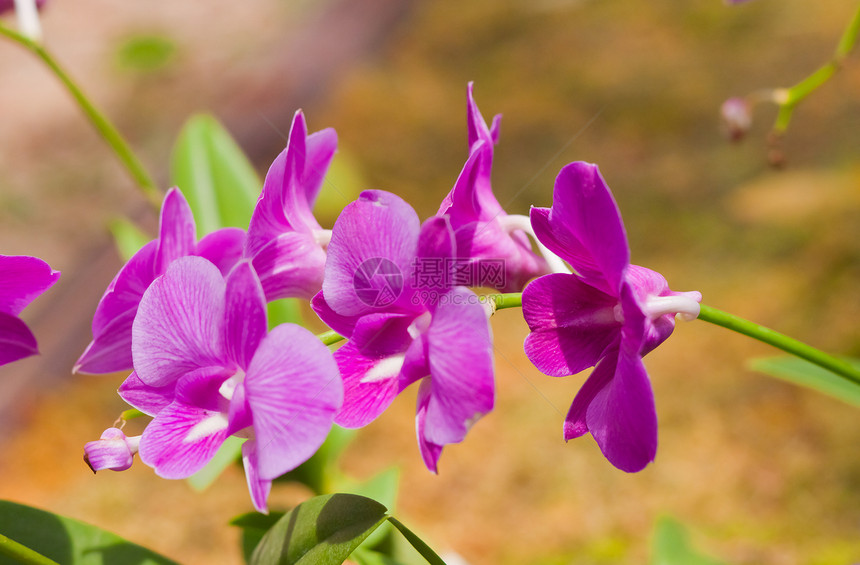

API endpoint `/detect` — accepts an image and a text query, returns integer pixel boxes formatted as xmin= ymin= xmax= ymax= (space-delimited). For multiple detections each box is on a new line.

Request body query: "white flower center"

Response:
xmin=360 ymin=354 xmax=406 ymax=384
xmin=643 ymin=294 xmax=701 ymax=322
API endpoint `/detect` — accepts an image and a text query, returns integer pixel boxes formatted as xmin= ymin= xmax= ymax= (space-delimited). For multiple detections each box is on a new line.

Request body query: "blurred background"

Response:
xmin=1 ymin=0 xmax=859 ymax=563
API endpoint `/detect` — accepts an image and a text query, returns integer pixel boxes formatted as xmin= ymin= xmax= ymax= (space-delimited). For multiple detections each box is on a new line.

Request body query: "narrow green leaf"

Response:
xmin=109 ymin=217 xmax=152 ymax=261
xmin=0 ymin=500 xmax=178 ymax=565
xmin=0 ymin=533 xmax=60 ymax=565
xmin=351 ymin=547 xmax=408 ymax=565
xmin=749 ymin=356 xmax=860 ymax=408
xmin=187 ymin=435 xmax=245 ymax=491
xmin=331 ymin=467 xmax=399 ymax=549
xmin=249 ymin=494 xmax=388 ymax=565
xmin=170 ymin=115 xmax=261 ymax=236
xmin=386 ymin=518 xmax=446 ymax=565
xmin=651 ymin=516 xmax=725 ymax=565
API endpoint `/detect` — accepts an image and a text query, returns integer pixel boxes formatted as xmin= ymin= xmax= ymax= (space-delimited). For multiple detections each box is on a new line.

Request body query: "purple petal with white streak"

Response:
xmin=132 ymin=256 xmax=227 ymax=387
xmin=242 ymin=440 xmax=272 ymax=514
xmin=244 ymin=324 xmax=342 ymax=480
xmin=333 ymin=340 xmax=406 ymax=429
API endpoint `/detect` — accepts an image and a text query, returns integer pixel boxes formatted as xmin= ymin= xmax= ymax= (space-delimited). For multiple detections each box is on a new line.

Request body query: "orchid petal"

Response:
xmin=310 ymin=291 xmax=362 ymax=338
xmin=523 ymin=273 xmax=621 ymax=377
xmin=196 ymin=227 xmax=246 ymax=275
xmin=566 ymin=347 xmax=658 ymax=473
xmin=333 ymin=340 xmax=404 ymax=429
xmin=531 ymin=162 xmax=630 ymax=295
xmin=242 ymin=441 xmax=272 ymax=514
xmin=84 ymin=428 xmax=139 ymax=473
xmin=155 ymin=188 xmax=197 ymax=274
xmin=424 ymin=287 xmax=494 ymax=446
xmin=0 ymin=311 xmax=39 ymax=366
xmin=349 ymin=311 xmax=416 ymax=357
xmin=244 ymin=324 xmax=342 ymax=480
xmin=0 ymin=255 xmax=60 ymax=316
xmin=454 ymin=220 xmax=547 ymax=292
xmin=118 ymin=371 xmax=175 ymax=416
xmin=415 ymin=379 xmax=443 ymax=473
xmin=132 ymin=257 xmax=227 ymax=387
xmin=323 ymin=190 xmax=420 ymax=317
xmin=224 ymin=262 xmax=267 ymax=370
xmin=250 ymin=232 xmax=326 ymax=301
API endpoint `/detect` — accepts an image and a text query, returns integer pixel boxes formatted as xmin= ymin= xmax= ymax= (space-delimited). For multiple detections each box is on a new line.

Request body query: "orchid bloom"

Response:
xmin=312 ymin=190 xmax=494 ymax=472
xmin=0 ymin=255 xmax=59 ymax=366
xmin=244 ymin=110 xmax=336 ymax=301
xmin=75 ymin=188 xmax=245 ymax=374
xmin=523 ymin=162 xmax=701 ymax=472
xmin=436 ymin=83 xmax=548 ymax=292
xmin=125 ymin=256 xmax=341 ymax=512
xmin=84 ymin=428 xmax=140 ymax=473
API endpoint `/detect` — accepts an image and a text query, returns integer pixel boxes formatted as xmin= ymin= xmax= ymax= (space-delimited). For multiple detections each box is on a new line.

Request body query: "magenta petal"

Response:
xmin=132 ymin=257 xmax=227 ymax=387
xmin=84 ymin=428 xmax=138 ymax=472
xmin=323 ymin=190 xmax=420 ymax=317
xmin=118 ymin=371 xmax=175 ymax=416
xmin=523 ymin=273 xmax=621 ymax=377
xmin=310 ymin=292 xmax=361 ymax=338
xmin=333 ymin=340 xmax=404 ymax=429
xmin=0 ymin=311 xmax=39 ymax=366
xmin=415 ymin=379 xmax=443 ymax=473
xmin=531 ymin=162 xmax=630 ymax=295
xmin=196 ymin=228 xmax=246 ymax=276
xmin=565 ymin=348 xmax=658 ymax=473
xmin=76 ymin=241 xmax=157 ymax=374
xmin=350 ymin=312 xmax=416 ymax=357
xmin=466 ymin=82 xmax=501 ymax=151
xmin=0 ymin=255 xmax=60 ymax=316
xmin=424 ymin=288 xmax=494 ymax=446
xmin=224 ymin=262 xmax=267 ymax=370
xmin=244 ymin=324 xmax=342 ymax=480
xmin=302 ymin=127 xmax=338 ymax=207
xmin=155 ymin=188 xmax=197 ymax=273
xmin=250 ymin=232 xmax=326 ymax=301
xmin=139 ymin=400 xmax=229 ymax=479
xmin=242 ymin=441 xmax=272 ymax=514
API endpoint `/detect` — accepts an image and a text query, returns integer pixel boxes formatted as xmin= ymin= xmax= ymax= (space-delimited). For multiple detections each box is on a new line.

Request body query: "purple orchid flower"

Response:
xmin=312 ymin=190 xmax=494 ymax=472
xmin=436 ymin=83 xmax=548 ymax=292
xmin=75 ymin=187 xmax=245 ymax=375
xmin=126 ymin=256 xmax=342 ymax=512
xmin=0 ymin=254 xmax=59 ymax=366
xmin=523 ymin=162 xmax=701 ymax=472
xmin=244 ymin=110 xmax=337 ymax=301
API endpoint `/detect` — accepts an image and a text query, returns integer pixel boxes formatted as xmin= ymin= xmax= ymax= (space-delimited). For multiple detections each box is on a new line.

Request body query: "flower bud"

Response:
xmin=84 ymin=428 xmax=140 ymax=473
xmin=720 ymin=97 xmax=753 ymax=142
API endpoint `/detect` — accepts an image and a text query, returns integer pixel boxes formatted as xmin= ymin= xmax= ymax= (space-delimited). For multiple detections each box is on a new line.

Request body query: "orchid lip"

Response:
xmin=314 ymin=229 xmax=332 ymax=247
xmin=643 ymin=294 xmax=701 ymax=322
xmin=219 ymin=369 xmax=246 ymax=401
xmin=360 ymin=354 xmax=406 ymax=384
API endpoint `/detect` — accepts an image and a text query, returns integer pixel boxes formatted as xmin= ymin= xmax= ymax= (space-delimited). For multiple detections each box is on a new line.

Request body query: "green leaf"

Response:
xmin=109 ymin=216 xmax=152 ymax=261
xmin=249 ymin=494 xmax=388 ymax=565
xmin=187 ymin=435 xmax=245 ymax=491
xmin=0 ymin=500 xmax=178 ymax=565
xmin=114 ymin=34 xmax=177 ymax=73
xmin=330 ymin=468 xmax=399 ymax=550
xmin=749 ymin=356 xmax=860 ymax=408
xmin=351 ymin=547 xmax=408 ymax=565
xmin=231 ymin=511 xmax=285 ymax=564
xmin=170 ymin=115 xmax=261 ymax=237
xmin=651 ymin=516 xmax=725 ymax=565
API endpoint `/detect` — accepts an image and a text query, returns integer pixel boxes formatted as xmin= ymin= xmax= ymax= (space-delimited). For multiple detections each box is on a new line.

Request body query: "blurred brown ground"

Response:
xmin=1 ymin=0 xmax=860 ymax=563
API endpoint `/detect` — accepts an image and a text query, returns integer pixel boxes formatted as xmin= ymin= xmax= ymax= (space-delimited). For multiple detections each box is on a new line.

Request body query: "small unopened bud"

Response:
xmin=720 ymin=97 xmax=752 ymax=142
xmin=84 ymin=428 xmax=140 ymax=473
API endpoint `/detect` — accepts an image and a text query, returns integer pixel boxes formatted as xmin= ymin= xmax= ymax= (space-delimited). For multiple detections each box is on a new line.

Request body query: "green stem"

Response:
xmin=489 ymin=292 xmax=522 ymax=311
xmin=387 ymin=516 xmax=447 ymax=565
xmin=698 ymin=304 xmax=860 ymax=386
xmin=773 ymin=3 xmax=860 ymax=132
xmin=0 ymin=23 xmax=162 ymax=207
xmin=0 ymin=533 xmax=61 ymax=565
xmin=318 ymin=330 xmax=344 ymax=346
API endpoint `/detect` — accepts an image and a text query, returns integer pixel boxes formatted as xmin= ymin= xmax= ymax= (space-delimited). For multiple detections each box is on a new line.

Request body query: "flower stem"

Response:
xmin=387 ymin=516 xmax=447 ymax=565
xmin=698 ymin=304 xmax=860 ymax=386
xmin=489 ymin=292 xmax=522 ymax=311
xmin=0 ymin=533 xmax=60 ymax=565
xmin=317 ymin=329 xmax=344 ymax=346
xmin=773 ymin=3 xmax=860 ymax=133
xmin=0 ymin=23 xmax=162 ymax=207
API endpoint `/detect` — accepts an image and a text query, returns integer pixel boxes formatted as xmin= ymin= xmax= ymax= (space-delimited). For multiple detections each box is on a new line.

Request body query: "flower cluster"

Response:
xmin=82 ymin=84 xmax=699 ymax=512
